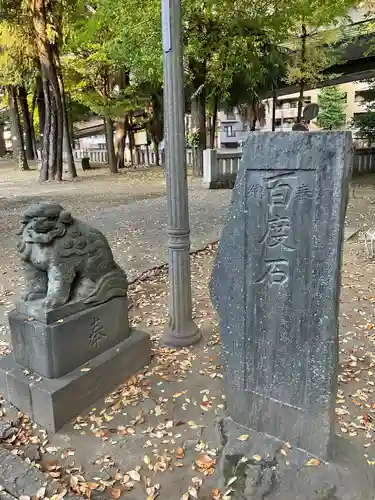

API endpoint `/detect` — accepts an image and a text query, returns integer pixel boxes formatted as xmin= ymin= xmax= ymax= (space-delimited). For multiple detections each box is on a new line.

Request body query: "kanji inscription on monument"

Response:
xmin=210 ymin=132 xmax=352 ymax=459
xmin=89 ymin=318 xmax=107 ymax=348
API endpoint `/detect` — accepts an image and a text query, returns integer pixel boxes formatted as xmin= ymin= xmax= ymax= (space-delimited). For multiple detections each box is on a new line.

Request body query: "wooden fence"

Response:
xmin=73 ymin=148 xmax=194 ymax=167
xmin=352 ymin=147 xmax=375 ymax=175
xmin=203 ymin=146 xmax=375 ymax=188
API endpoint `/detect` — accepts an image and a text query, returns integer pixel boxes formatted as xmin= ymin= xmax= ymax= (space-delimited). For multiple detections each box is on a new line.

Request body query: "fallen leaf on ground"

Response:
xmin=237 ymin=434 xmax=249 ymax=441
xmin=86 ymin=482 xmax=100 ymax=490
xmin=173 ymin=391 xmax=186 ymax=398
xmin=306 ymin=458 xmax=321 ymax=466
xmin=128 ymin=470 xmax=141 ymax=482
xmin=110 ymin=487 xmax=122 ymax=499
xmin=50 ymin=488 xmax=67 ymax=500
xmin=188 ymin=486 xmax=198 ymax=498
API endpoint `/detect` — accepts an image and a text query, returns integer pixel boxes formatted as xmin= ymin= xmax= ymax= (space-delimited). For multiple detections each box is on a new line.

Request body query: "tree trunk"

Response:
xmin=297 ymin=24 xmax=307 ymax=123
xmin=31 ymin=0 xmax=64 ymax=180
xmin=49 ymin=93 xmax=58 ymax=180
xmin=62 ymin=113 xmax=76 ymax=178
xmin=129 ymin=128 xmax=135 ymax=165
xmin=191 ymin=91 xmax=206 ymax=177
xmin=0 ymin=124 xmax=6 ymax=157
xmin=7 ymin=86 xmax=29 ymax=170
xmin=40 ymin=76 xmax=51 ymax=181
xmin=56 ymin=47 xmax=77 ymax=178
xmin=61 ymin=83 xmax=76 ymax=178
xmin=272 ymin=88 xmax=277 ymax=131
xmin=30 ymin=89 xmax=38 ymax=158
xmin=210 ymin=95 xmax=218 ymax=149
xmin=115 ymin=117 xmax=126 ymax=170
xmin=153 ymin=139 xmax=160 ymax=166
xmin=105 ymin=117 xmax=117 ymax=173
xmin=18 ymin=86 xmax=35 ymax=161
xmin=36 ymin=75 xmax=45 ymax=150
xmin=145 ymin=143 xmax=150 ymax=165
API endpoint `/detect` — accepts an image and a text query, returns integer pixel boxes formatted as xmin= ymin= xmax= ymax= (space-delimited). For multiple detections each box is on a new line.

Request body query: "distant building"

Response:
xmin=218 ymin=80 xmax=373 ymax=148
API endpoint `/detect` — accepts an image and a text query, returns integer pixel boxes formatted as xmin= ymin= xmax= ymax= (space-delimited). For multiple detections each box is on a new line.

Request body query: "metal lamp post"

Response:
xmin=160 ymin=0 xmax=201 ymax=347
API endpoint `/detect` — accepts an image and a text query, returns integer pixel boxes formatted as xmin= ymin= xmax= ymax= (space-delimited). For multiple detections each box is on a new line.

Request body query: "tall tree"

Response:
xmin=31 ymin=0 xmax=65 ymax=180
xmin=0 ymin=115 xmax=6 ymax=157
xmin=285 ymin=0 xmax=358 ymax=121
xmin=64 ymin=0 xmax=161 ymax=172
xmin=7 ymin=86 xmax=29 ymax=170
xmin=0 ymin=0 xmax=78 ymax=179
xmin=317 ymin=85 xmax=346 ymax=130
xmin=0 ymin=15 xmax=34 ymax=169
xmin=18 ymin=85 xmax=35 ymax=160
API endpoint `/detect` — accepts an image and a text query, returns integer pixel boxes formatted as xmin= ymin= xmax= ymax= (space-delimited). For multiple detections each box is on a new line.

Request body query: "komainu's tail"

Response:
xmin=84 ymin=269 xmax=128 ymax=306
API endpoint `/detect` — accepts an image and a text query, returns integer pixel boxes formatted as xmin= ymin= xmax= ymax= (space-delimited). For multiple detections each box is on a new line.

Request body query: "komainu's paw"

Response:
xmin=21 ymin=291 xmax=46 ymax=302
xmin=42 ymin=296 xmax=66 ymax=309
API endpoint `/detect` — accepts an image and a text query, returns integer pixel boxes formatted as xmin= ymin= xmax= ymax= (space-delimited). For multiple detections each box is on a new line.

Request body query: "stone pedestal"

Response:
xmin=216 ymin=418 xmax=375 ymax=500
xmin=0 ymin=330 xmax=150 ymax=432
xmin=10 ymin=297 xmax=130 ymax=378
xmin=203 ymin=149 xmax=219 ymax=189
xmin=0 ymin=202 xmax=150 ymax=432
xmin=2 ymin=296 xmax=150 ymax=432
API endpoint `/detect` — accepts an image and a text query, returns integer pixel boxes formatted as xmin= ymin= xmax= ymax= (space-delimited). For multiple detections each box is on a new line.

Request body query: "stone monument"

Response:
xmin=210 ymin=132 xmax=375 ymax=498
xmin=0 ymin=203 xmax=150 ymax=432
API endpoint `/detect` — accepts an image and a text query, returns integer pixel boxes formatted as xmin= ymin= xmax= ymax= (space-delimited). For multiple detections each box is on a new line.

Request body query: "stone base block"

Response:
xmin=203 ymin=174 xmax=237 ymax=190
xmin=215 ymin=418 xmax=375 ymax=500
xmin=203 ymin=176 xmax=236 ymax=190
xmin=0 ymin=330 xmax=150 ymax=433
xmin=10 ymin=296 xmax=130 ymax=378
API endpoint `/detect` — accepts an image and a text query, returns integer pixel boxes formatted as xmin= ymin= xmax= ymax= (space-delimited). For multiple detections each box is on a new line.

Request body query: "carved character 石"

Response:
xmin=17 ymin=203 xmax=128 ymax=309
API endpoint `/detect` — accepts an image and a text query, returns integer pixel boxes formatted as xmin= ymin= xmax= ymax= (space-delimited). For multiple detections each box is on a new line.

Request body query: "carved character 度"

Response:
xmin=17 ymin=203 xmax=128 ymax=309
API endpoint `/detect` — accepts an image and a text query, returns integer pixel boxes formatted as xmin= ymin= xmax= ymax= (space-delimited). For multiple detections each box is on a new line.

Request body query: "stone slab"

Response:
xmin=210 ymin=132 xmax=352 ymax=460
xmin=16 ymin=292 xmax=126 ymax=324
xmin=9 ymin=296 xmax=130 ymax=378
xmin=0 ymin=329 xmax=150 ymax=433
xmin=0 ymin=446 xmax=83 ymax=499
xmin=215 ymin=417 xmax=375 ymax=500
xmin=0 ymin=445 xmax=82 ymax=500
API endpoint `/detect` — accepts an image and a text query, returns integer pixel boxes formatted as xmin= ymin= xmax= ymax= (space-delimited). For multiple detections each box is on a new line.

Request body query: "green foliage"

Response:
xmin=353 ymin=108 xmax=375 ymax=145
xmin=316 ymin=85 xmax=346 ymax=130
xmin=285 ymin=0 xmax=359 ymax=88
xmin=184 ymin=0 xmax=297 ymax=104
xmin=0 ymin=0 xmax=364 ymax=143
xmin=0 ymin=20 xmax=36 ymax=87
xmin=187 ymin=130 xmax=200 ymax=148
xmin=62 ymin=0 xmax=159 ymax=120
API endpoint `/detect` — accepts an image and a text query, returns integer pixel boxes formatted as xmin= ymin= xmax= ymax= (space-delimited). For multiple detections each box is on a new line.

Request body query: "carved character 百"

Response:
xmin=17 ymin=203 xmax=128 ymax=309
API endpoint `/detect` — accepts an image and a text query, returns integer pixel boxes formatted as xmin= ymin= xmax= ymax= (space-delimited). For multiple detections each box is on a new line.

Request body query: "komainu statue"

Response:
xmin=17 ymin=203 xmax=128 ymax=309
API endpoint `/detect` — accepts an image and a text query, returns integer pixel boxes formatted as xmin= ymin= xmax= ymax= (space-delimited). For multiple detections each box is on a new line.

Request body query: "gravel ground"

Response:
xmin=0 ymin=165 xmax=231 ymax=342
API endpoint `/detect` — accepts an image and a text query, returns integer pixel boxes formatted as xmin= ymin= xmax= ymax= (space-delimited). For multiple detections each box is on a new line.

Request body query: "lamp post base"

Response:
xmin=161 ymin=320 xmax=201 ymax=348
